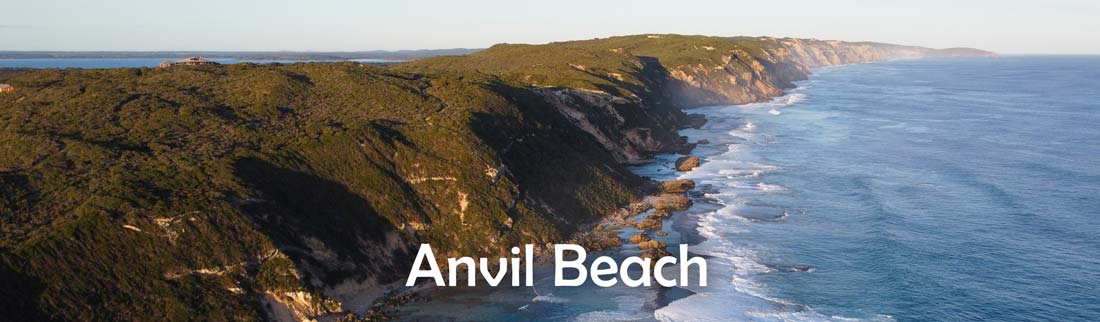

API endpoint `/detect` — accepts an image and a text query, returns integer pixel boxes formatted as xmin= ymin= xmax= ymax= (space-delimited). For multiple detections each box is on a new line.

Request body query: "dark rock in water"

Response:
xmin=660 ymin=179 xmax=696 ymax=193
xmin=680 ymin=114 xmax=708 ymax=129
xmin=697 ymin=139 xmax=710 ymax=145
xmin=787 ymin=264 xmax=814 ymax=272
xmin=696 ymin=183 xmax=720 ymax=194
xmin=675 ymin=156 xmax=701 ymax=172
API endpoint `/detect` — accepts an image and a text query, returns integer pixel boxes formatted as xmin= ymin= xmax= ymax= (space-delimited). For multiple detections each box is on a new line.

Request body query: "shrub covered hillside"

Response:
xmin=0 ymin=63 xmax=650 ymax=321
xmin=0 ymin=34 xmax=992 ymax=321
xmin=403 ymin=34 xmax=992 ymax=107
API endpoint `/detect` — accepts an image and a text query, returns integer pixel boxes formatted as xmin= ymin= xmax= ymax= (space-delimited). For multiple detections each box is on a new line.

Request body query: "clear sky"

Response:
xmin=1 ymin=0 xmax=1097 ymax=54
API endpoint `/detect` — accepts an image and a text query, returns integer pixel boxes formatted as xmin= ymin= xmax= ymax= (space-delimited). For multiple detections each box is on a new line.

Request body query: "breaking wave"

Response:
xmin=647 ymin=88 xmax=886 ymax=321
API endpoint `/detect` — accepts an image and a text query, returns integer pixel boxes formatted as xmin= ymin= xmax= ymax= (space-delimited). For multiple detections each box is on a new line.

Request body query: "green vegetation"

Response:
xmin=399 ymin=34 xmax=809 ymax=107
xmin=0 ymin=34 xmax=980 ymax=321
xmin=0 ymin=61 xmax=649 ymax=321
xmin=400 ymin=34 xmax=768 ymax=92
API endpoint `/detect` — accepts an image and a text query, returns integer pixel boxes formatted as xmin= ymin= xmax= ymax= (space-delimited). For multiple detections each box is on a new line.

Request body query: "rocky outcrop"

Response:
xmin=660 ymin=179 xmax=696 ymax=193
xmin=638 ymin=240 xmax=667 ymax=250
xmin=262 ymin=290 xmax=342 ymax=322
xmin=649 ymin=193 xmax=693 ymax=211
xmin=636 ymin=216 xmax=664 ymax=230
xmin=533 ymin=87 xmax=669 ymax=164
xmin=675 ymin=156 xmax=701 ymax=172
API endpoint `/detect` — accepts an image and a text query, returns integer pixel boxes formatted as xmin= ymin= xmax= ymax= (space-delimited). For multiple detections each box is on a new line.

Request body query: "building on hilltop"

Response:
xmin=0 ymin=84 xmax=13 ymax=93
xmin=158 ymin=57 xmax=220 ymax=68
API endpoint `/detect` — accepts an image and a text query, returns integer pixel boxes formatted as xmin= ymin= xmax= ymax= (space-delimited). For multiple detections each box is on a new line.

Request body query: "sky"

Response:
xmin=1 ymin=0 xmax=1098 ymax=54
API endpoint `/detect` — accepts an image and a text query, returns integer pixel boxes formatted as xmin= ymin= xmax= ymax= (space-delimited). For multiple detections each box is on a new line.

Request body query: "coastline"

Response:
xmin=0 ymin=35 xmax=996 ymax=322
xmin=385 ymin=71 xmax=813 ymax=320
xmin=388 ymin=53 xmax=1054 ymax=321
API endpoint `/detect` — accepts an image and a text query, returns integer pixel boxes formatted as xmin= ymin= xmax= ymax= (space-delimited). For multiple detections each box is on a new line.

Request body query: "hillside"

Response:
xmin=0 ymin=35 xmax=992 ymax=321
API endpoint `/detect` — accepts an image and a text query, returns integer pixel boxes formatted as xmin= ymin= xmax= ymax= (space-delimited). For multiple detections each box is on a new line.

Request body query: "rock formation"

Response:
xmin=675 ymin=156 xmax=701 ymax=171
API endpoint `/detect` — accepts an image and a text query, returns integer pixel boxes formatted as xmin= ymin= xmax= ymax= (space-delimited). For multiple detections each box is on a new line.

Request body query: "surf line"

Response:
xmin=405 ymin=244 xmax=707 ymax=287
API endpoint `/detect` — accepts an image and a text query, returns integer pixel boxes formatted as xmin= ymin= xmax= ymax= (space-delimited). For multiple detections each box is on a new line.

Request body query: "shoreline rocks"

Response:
xmin=660 ymin=179 xmax=696 ymax=193
xmin=649 ymin=209 xmax=672 ymax=219
xmin=679 ymin=114 xmax=708 ymax=129
xmin=638 ymin=240 xmax=667 ymax=250
xmin=640 ymin=247 xmax=672 ymax=261
xmin=675 ymin=156 xmax=700 ymax=172
xmin=650 ymin=193 xmax=692 ymax=211
xmin=636 ymin=216 xmax=664 ymax=230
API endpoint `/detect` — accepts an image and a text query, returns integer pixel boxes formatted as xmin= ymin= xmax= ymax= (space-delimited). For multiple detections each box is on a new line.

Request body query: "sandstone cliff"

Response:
xmin=641 ymin=35 xmax=995 ymax=107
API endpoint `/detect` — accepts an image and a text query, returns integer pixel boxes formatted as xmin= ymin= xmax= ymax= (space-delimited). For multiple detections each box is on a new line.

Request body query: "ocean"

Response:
xmin=402 ymin=56 xmax=1100 ymax=321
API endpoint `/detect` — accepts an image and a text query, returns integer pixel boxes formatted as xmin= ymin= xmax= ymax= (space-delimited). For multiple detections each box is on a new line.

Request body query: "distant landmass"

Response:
xmin=0 ymin=48 xmax=482 ymax=61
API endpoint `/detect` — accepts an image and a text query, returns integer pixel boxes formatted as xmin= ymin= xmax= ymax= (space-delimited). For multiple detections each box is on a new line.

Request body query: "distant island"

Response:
xmin=0 ymin=34 xmax=993 ymax=322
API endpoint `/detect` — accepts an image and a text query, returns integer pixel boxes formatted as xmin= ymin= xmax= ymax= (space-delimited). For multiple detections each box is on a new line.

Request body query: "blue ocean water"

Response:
xmin=396 ymin=56 xmax=1100 ymax=321
xmin=657 ymin=56 xmax=1100 ymax=321
xmin=0 ymin=58 xmax=398 ymax=68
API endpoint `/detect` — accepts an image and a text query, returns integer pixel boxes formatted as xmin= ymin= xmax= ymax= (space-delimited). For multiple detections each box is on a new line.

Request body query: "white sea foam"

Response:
xmin=755 ymin=182 xmax=788 ymax=192
xmin=531 ymin=289 xmax=569 ymax=303
xmin=740 ymin=92 xmax=808 ymax=108
xmin=651 ymin=87 xmax=878 ymax=322
xmin=573 ymin=294 xmax=653 ymax=322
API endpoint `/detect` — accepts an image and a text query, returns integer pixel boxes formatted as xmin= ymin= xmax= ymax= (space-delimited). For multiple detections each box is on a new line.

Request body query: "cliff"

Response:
xmin=400 ymin=34 xmax=992 ymax=162
xmin=0 ymin=35 xmax=991 ymax=321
